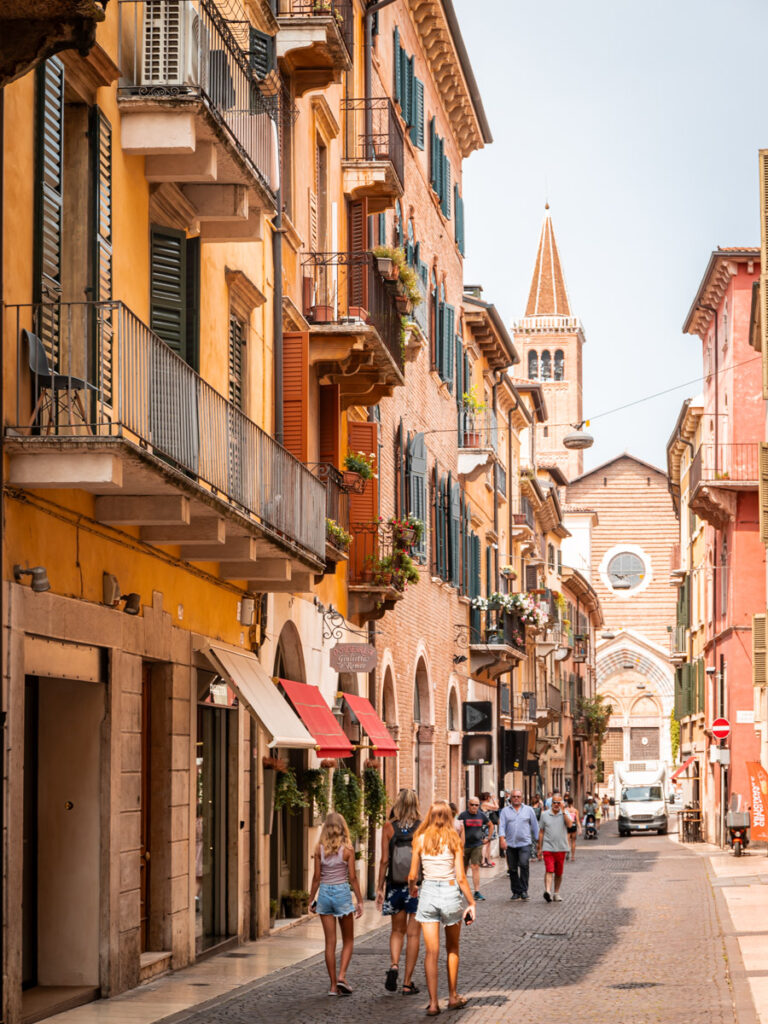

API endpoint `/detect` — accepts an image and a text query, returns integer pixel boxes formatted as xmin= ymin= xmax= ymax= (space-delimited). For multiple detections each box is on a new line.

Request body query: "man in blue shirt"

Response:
xmin=498 ymin=789 xmax=540 ymax=901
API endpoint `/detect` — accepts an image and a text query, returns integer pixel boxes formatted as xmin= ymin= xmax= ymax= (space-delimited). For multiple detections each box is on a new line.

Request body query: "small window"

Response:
xmin=547 ymin=543 xmax=555 ymax=570
xmin=607 ymin=551 xmax=645 ymax=590
xmin=541 ymin=350 xmax=551 ymax=380
xmin=554 ymin=349 xmax=564 ymax=380
xmin=528 ymin=350 xmax=538 ymax=379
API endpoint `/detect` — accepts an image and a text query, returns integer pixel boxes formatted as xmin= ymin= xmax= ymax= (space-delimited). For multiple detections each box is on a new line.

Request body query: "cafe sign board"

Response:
xmin=330 ymin=643 xmax=377 ymax=674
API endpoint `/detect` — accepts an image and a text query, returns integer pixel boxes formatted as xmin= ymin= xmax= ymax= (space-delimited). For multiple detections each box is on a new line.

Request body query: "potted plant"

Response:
xmin=372 ymin=554 xmax=395 ymax=586
xmin=391 ymin=552 xmax=420 ymax=592
xmin=326 ymin=518 xmax=352 ymax=551
xmin=388 ymin=514 xmax=423 ymax=549
xmin=372 ymin=244 xmax=403 ymax=281
xmin=500 ymin=565 xmax=517 ymax=580
xmin=462 ymin=385 xmax=487 ymax=412
xmin=284 ymin=889 xmax=310 ymax=918
xmin=269 ymin=898 xmax=278 ymax=928
xmin=274 ymin=765 xmax=309 ymax=815
xmin=343 ymin=450 xmax=376 ymax=489
xmin=398 ymin=262 xmax=422 ymax=308
xmin=262 ymin=755 xmax=287 ymax=772
xmin=393 ymin=292 xmax=412 ymax=315
xmin=310 ymin=301 xmax=334 ymax=324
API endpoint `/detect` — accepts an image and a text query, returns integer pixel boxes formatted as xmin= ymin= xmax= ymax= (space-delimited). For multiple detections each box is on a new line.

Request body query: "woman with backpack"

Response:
xmin=376 ymin=788 xmax=422 ymax=995
xmin=409 ymin=801 xmax=476 ymax=1016
xmin=308 ymin=812 xmax=364 ymax=996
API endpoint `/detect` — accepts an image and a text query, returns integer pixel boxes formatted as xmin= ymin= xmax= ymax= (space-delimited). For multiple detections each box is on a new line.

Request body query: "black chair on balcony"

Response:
xmin=23 ymin=328 xmax=97 ymax=434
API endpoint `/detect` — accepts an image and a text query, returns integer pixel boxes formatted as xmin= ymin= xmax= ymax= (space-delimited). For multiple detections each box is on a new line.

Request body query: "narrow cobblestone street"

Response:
xmin=159 ymin=824 xmax=747 ymax=1024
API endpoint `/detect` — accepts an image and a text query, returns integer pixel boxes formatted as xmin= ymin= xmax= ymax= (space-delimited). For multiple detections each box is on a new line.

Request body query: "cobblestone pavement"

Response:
xmin=163 ymin=823 xmax=746 ymax=1024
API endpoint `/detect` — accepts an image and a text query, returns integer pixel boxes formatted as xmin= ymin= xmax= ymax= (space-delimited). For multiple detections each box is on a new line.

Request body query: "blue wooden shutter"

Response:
xmin=449 ymin=478 xmax=461 ymax=585
xmin=250 ymin=27 xmax=275 ymax=79
xmin=442 ymin=158 xmax=451 ymax=218
xmin=444 ymin=304 xmax=455 ymax=387
xmin=404 ymin=54 xmax=415 ymax=126
xmin=393 ymin=27 xmax=401 ymax=103
xmin=90 ymin=105 xmax=113 ymax=404
xmin=411 ymin=78 xmax=424 ymax=149
xmin=34 ymin=56 xmax=65 ymax=369
xmin=150 ymin=226 xmax=187 ymax=359
xmin=429 ymin=118 xmax=437 ymax=191
xmin=455 ymin=186 xmax=464 ymax=254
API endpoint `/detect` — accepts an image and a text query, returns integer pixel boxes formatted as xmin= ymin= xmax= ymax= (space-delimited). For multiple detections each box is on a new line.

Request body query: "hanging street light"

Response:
xmin=563 ymin=420 xmax=594 ymax=450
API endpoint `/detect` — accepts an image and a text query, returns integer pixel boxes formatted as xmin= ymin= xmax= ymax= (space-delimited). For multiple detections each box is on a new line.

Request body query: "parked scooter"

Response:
xmin=583 ymin=812 xmax=598 ymax=840
xmin=726 ymin=810 xmax=750 ymax=856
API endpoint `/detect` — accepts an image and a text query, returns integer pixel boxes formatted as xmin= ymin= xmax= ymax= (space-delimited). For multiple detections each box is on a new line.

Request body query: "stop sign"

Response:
xmin=711 ymin=717 xmax=730 ymax=740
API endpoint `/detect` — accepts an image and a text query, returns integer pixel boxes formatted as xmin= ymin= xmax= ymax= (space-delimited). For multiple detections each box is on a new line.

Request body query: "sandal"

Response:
xmin=402 ymin=983 xmax=420 ymax=995
xmin=447 ymin=997 xmax=469 ymax=1011
xmin=425 ymin=1008 xmax=441 ymax=1017
xmin=385 ymin=967 xmax=399 ymax=992
xmin=337 ymin=980 xmax=353 ymax=995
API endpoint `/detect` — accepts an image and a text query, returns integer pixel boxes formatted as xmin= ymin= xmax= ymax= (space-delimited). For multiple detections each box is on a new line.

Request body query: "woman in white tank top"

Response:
xmin=408 ymin=801 xmax=476 ymax=1015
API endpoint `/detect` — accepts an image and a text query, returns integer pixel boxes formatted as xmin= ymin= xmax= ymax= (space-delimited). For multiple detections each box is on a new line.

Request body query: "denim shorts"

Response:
xmin=414 ymin=880 xmax=464 ymax=926
xmin=382 ymin=882 xmax=419 ymax=917
xmin=316 ymin=882 xmax=355 ymax=917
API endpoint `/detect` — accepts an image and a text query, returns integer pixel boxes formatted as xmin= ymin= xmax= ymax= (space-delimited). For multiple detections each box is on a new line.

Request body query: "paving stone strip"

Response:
xmin=159 ymin=827 xmax=745 ymax=1024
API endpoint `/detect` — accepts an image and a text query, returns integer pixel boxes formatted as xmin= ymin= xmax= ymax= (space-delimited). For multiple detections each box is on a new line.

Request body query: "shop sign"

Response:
xmin=330 ymin=643 xmax=377 ymax=673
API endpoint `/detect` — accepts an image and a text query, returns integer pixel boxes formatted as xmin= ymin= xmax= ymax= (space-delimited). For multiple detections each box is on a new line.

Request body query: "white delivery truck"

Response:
xmin=614 ymin=761 xmax=668 ymax=836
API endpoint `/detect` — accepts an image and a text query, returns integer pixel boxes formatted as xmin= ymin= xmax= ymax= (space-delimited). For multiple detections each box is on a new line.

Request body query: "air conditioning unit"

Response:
xmin=140 ymin=1 xmax=209 ymax=89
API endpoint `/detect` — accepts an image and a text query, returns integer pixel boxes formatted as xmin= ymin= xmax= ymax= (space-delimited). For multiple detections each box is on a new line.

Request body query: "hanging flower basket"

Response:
xmin=262 ymin=755 xmax=287 ymax=772
xmin=394 ymin=293 xmax=412 ymax=315
xmin=320 ymin=758 xmax=338 ymax=769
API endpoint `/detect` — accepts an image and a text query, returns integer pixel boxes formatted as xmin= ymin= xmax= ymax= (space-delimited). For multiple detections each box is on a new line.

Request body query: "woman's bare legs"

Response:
xmin=403 ymin=914 xmax=421 ymax=988
xmin=445 ymin=922 xmax=462 ymax=1005
xmin=337 ymin=912 xmax=355 ymax=985
xmin=320 ymin=914 xmax=338 ymax=992
xmin=569 ymin=830 xmax=577 ymax=861
xmin=421 ymin=921 xmax=440 ymax=1011
xmin=389 ymin=909 xmax=406 ymax=974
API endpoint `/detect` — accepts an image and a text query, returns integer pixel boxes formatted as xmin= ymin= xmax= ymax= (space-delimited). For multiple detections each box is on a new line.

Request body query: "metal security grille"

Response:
xmin=630 ymin=727 xmax=659 ymax=759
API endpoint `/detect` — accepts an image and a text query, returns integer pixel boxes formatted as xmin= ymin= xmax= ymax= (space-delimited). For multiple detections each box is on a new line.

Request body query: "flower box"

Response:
xmin=311 ymin=303 xmax=334 ymax=324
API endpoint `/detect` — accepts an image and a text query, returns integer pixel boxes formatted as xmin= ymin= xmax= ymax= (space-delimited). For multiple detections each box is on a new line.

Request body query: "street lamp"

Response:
xmin=563 ymin=421 xmax=594 ymax=450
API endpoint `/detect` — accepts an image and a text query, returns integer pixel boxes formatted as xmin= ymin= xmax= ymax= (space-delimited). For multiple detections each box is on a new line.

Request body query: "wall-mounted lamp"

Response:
xmin=239 ymin=597 xmax=255 ymax=626
xmin=13 ymin=564 xmax=50 ymax=592
xmin=102 ymin=572 xmax=140 ymax=614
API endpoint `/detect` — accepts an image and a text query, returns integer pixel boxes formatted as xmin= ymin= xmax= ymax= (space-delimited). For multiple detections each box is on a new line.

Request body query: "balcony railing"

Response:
xmin=342 ymin=96 xmax=404 ymax=191
xmin=301 ymin=251 xmax=404 ymax=374
xmin=494 ymin=461 xmax=507 ymax=496
xmin=9 ymin=302 xmax=326 ymax=560
xmin=513 ymin=692 xmax=537 ymax=723
xmin=689 ymin=443 xmax=758 ymax=492
xmin=276 ymin=0 xmax=353 ymax=61
xmin=308 ymin=462 xmax=349 ymax=549
xmin=117 ymin=0 xmax=278 ymax=199
xmin=469 ymin=609 xmax=526 ymax=655
xmin=670 ymin=624 xmax=687 ymax=659
xmin=458 ymin=403 xmax=498 ymax=450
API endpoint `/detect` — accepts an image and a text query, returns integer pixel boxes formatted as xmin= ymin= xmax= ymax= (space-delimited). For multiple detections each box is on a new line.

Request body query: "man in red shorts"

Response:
xmin=536 ymin=792 xmax=569 ymax=902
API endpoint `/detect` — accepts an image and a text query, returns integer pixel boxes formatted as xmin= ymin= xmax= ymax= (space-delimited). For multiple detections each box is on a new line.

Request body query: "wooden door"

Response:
xmin=140 ymin=666 xmax=151 ymax=953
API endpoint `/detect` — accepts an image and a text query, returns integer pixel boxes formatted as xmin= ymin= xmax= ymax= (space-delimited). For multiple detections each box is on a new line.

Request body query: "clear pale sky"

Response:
xmin=455 ymin=0 xmax=766 ymax=473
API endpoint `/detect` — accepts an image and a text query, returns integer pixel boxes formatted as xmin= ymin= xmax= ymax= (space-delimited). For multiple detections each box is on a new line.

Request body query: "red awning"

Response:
xmin=670 ymin=755 xmax=697 ymax=781
xmin=344 ymin=693 xmax=398 ymax=757
xmin=279 ymin=679 xmax=353 ymax=759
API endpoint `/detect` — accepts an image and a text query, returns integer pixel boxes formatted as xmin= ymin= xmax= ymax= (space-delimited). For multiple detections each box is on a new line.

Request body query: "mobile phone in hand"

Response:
xmin=463 ymin=908 xmax=473 ymax=926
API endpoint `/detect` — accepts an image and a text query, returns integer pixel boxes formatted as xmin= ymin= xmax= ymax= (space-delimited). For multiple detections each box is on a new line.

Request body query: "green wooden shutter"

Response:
xmin=444 ymin=305 xmax=455 ymax=387
xmin=407 ymin=432 xmax=427 ymax=562
xmin=455 ymin=186 xmax=464 ymax=254
xmin=150 ymin=225 xmax=187 ymax=359
xmin=34 ymin=56 xmax=65 ymax=369
xmin=697 ymin=658 xmax=705 ymax=713
xmin=90 ymin=104 xmax=113 ymax=405
xmin=250 ymin=27 xmax=275 ymax=79
xmin=411 ymin=78 xmax=424 ymax=148
xmin=393 ymin=27 xmax=401 ymax=103
xmin=674 ymin=668 xmax=683 ymax=720
xmin=442 ymin=158 xmax=451 ymax=218
xmin=429 ymin=118 xmax=437 ymax=191
xmin=449 ymin=479 xmax=461 ymax=585
xmin=404 ymin=54 xmax=414 ymax=126
xmin=378 ymin=213 xmax=386 ymax=246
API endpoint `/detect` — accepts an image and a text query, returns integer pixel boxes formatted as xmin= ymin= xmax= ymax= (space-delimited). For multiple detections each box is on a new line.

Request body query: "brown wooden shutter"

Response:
xmin=282 ymin=330 xmax=309 ymax=461
xmin=348 ymin=198 xmax=369 ymax=310
xmin=753 ymin=613 xmax=767 ymax=686
xmin=760 ymin=443 xmax=768 ymax=545
xmin=318 ymin=384 xmax=340 ymax=465
xmin=348 ymin=419 xmax=379 ymax=580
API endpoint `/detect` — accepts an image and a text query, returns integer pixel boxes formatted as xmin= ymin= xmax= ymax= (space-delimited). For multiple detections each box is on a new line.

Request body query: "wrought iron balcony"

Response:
xmin=346 ymin=520 xmax=405 ymax=625
xmin=458 ymin=403 xmax=498 ymax=451
xmin=342 ymin=96 xmax=404 ymax=207
xmin=7 ymin=302 xmax=326 ymax=575
xmin=117 ymin=0 xmax=279 ymax=206
xmin=469 ymin=608 xmax=526 ymax=678
xmin=308 ymin=462 xmax=350 ymax=564
xmin=513 ymin=692 xmax=537 ymax=724
xmin=301 ymin=251 xmax=405 ymax=395
xmin=669 ymin=624 xmax=688 ymax=662
xmin=275 ymin=0 xmax=353 ymax=95
xmin=688 ymin=443 xmax=758 ymax=527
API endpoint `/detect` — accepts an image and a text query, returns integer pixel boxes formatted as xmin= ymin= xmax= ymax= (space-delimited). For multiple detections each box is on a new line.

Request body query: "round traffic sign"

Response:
xmin=711 ymin=717 xmax=730 ymax=740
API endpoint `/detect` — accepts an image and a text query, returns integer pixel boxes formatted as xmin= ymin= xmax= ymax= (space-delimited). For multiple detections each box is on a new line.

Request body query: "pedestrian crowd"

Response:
xmin=308 ymin=787 xmax=604 ymax=1014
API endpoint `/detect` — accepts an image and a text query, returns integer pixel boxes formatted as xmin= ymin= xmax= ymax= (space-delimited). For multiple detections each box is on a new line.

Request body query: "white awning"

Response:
xmin=204 ymin=644 xmax=315 ymax=750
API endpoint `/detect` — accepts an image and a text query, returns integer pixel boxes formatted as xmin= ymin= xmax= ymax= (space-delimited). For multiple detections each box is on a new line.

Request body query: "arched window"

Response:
xmin=541 ymin=350 xmax=552 ymax=380
xmin=528 ymin=350 xmax=538 ymax=379
xmin=554 ymin=349 xmax=564 ymax=380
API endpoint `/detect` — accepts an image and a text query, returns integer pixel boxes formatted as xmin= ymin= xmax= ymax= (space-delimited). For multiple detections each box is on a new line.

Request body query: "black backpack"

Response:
xmin=389 ymin=819 xmax=420 ymax=885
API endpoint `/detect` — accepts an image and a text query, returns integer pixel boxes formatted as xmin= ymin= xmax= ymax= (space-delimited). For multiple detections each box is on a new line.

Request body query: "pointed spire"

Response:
xmin=524 ymin=206 xmax=572 ymax=317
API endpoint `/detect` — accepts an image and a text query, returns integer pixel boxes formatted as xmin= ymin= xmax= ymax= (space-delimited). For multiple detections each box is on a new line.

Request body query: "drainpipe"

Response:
xmin=272 ymin=116 xmax=285 ymax=444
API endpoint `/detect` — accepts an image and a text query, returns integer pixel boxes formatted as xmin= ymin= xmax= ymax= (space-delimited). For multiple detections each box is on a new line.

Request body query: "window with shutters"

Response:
xmin=454 ymin=184 xmax=465 ymax=255
xmin=547 ymin=543 xmax=555 ymax=571
xmin=250 ymin=27 xmax=276 ymax=80
xmin=429 ymin=118 xmax=451 ymax=219
xmin=393 ymin=26 xmax=422 ymax=141
xmin=759 ymin=443 xmax=768 ymax=545
xmin=34 ymin=58 xmax=65 ymax=369
xmin=316 ymin=134 xmax=328 ymax=251
xmin=434 ymin=288 xmax=455 ymax=387
xmin=406 ymin=431 xmax=428 ymax=562
xmin=753 ymin=613 xmax=766 ymax=687
xmin=449 ymin=479 xmax=461 ymax=585
xmin=228 ymin=313 xmax=246 ymax=409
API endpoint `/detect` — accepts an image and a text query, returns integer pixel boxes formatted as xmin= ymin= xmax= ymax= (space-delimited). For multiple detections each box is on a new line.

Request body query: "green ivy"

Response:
xmin=577 ymin=694 xmax=614 ymax=775
xmin=304 ymin=767 xmax=331 ymax=823
xmin=670 ymin=708 xmax=680 ymax=763
xmin=333 ymin=765 xmax=363 ymax=842
xmin=274 ymin=766 xmax=309 ymax=814
xmin=363 ymin=765 xmax=388 ymax=828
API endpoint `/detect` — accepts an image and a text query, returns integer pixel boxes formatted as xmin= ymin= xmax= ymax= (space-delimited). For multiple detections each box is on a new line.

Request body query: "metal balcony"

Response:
xmin=308 ymin=462 xmax=350 ymax=566
xmin=7 ymin=302 xmax=326 ymax=580
xmin=117 ymin=0 xmax=279 ymax=212
xmin=513 ymin=692 xmax=537 ymax=724
xmin=301 ymin=251 xmax=405 ymax=402
xmin=458 ymin=403 xmax=497 ymax=451
xmin=342 ymin=96 xmax=404 ymax=210
xmin=688 ymin=443 xmax=758 ymax=528
xmin=276 ymin=0 xmax=352 ymax=95
xmin=346 ymin=520 xmax=405 ymax=625
xmin=469 ymin=608 xmax=527 ymax=678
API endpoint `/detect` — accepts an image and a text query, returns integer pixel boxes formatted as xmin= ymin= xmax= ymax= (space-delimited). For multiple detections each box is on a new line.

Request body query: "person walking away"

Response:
xmin=308 ymin=812 xmax=364 ymax=995
xmin=564 ymin=796 xmax=578 ymax=861
xmin=409 ymin=801 xmax=476 ymax=1015
xmin=479 ymin=791 xmax=499 ymax=867
xmin=601 ymin=793 xmax=611 ymax=822
xmin=457 ymin=797 xmax=493 ymax=901
xmin=537 ymin=793 xmax=570 ymax=902
xmin=544 ymin=791 xmax=553 ymax=810
xmin=497 ymin=789 xmax=539 ymax=901
xmin=376 ymin=789 xmax=422 ymax=995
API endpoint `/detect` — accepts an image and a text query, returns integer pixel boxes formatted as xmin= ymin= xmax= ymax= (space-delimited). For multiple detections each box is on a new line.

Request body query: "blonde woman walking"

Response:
xmin=308 ymin=812 xmax=364 ymax=996
xmin=409 ymin=801 xmax=476 ymax=1016
xmin=376 ymin=788 xmax=422 ymax=994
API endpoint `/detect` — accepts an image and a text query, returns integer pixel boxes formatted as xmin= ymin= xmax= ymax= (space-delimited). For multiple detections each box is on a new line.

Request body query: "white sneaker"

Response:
xmin=553 ymin=894 xmax=563 ymax=901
